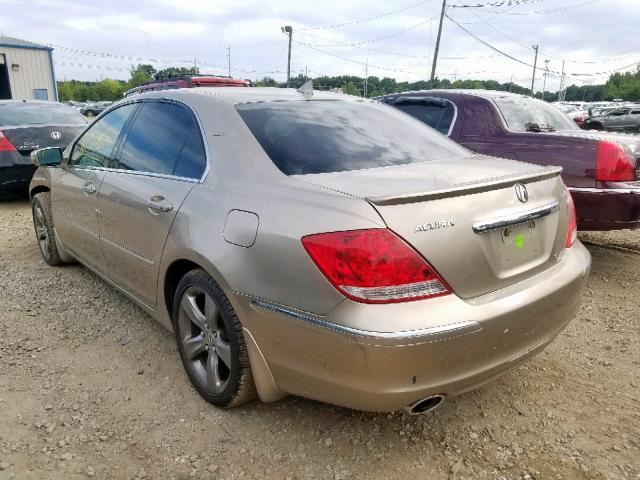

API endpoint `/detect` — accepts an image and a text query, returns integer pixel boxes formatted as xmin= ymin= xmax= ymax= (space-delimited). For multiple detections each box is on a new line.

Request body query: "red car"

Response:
xmin=378 ymin=90 xmax=640 ymax=231
xmin=124 ymin=75 xmax=250 ymax=97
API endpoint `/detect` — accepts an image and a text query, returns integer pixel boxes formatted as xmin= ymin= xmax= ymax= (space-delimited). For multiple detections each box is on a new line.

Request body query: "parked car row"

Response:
xmin=553 ymin=100 xmax=640 ymax=132
xmin=63 ymin=100 xmax=114 ymax=117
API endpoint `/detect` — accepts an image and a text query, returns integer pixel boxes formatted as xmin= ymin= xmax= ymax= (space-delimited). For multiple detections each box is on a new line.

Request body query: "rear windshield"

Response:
xmin=0 ymin=102 xmax=87 ymax=126
xmin=236 ymin=100 xmax=469 ymax=175
xmin=493 ymin=96 xmax=578 ymax=132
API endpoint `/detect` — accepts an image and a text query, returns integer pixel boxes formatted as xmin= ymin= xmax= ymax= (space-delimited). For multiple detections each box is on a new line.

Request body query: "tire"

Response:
xmin=588 ymin=122 xmax=603 ymax=131
xmin=32 ymin=192 xmax=64 ymax=266
xmin=172 ymin=269 xmax=256 ymax=407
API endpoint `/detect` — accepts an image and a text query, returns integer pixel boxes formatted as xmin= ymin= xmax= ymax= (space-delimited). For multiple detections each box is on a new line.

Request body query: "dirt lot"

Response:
xmin=0 ymin=199 xmax=638 ymax=480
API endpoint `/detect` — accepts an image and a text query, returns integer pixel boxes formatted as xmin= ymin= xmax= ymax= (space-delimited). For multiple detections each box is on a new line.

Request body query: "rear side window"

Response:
xmin=117 ymin=101 xmax=206 ymax=179
xmin=70 ymin=103 xmax=137 ymax=168
xmin=236 ymin=100 xmax=468 ymax=175
xmin=394 ymin=100 xmax=456 ymax=135
xmin=0 ymin=102 xmax=86 ymax=126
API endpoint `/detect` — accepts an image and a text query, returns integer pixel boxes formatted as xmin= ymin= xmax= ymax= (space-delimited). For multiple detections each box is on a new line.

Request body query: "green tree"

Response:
xmin=255 ymin=76 xmax=278 ymax=87
xmin=155 ymin=66 xmax=199 ymax=81
xmin=95 ymin=79 xmax=125 ymax=101
xmin=342 ymin=82 xmax=362 ymax=96
xmin=57 ymin=82 xmax=73 ymax=101
xmin=128 ymin=64 xmax=157 ymax=88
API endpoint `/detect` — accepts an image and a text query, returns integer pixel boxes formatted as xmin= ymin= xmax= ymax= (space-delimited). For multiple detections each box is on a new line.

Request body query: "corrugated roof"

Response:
xmin=0 ymin=35 xmax=52 ymax=51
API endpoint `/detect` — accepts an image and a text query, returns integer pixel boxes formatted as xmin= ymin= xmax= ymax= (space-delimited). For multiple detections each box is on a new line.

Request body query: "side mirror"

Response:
xmin=31 ymin=147 xmax=63 ymax=167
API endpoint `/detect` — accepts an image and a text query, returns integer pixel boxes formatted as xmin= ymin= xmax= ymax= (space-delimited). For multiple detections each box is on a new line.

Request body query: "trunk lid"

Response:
xmin=295 ymin=155 xmax=569 ymax=299
xmin=1 ymin=124 xmax=85 ymax=157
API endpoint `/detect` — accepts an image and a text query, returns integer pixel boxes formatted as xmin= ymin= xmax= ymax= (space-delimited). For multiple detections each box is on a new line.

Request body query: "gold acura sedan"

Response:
xmin=28 ymin=87 xmax=590 ymax=414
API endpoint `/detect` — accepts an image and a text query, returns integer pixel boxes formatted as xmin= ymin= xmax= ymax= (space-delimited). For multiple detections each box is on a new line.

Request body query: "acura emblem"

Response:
xmin=514 ymin=183 xmax=529 ymax=203
xmin=50 ymin=131 xmax=61 ymax=140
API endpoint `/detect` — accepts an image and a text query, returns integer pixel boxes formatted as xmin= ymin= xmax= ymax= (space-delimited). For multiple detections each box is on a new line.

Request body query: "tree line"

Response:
xmin=57 ymin=63 xmax=640 ymax=103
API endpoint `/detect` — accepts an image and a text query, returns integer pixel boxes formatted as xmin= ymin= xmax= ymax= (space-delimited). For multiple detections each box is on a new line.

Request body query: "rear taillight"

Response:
xmin=565 ymin=188 xmax=577 ymax=248
xmin=301 ymin=229 xmax=451 ymax=304
xmin=0 ymin=131 xmax=16 ymax=152
xmin=595 ymin=140 xmax=636 ymax=182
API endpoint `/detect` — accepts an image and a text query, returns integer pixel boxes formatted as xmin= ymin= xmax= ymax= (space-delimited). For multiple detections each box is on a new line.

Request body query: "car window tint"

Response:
xmin=174 ymin=125 xmax=207 ymax=179
xmin=0 ymin=102 xmax=86 ymax=126
xmin=118 ymin=102 xmax=194 ymax=175
xmin=236 ymin=100 xmax=469 ymax=175
xmin=395 ymin=101 xmax=455 ymax=135
xmin=493 ymin=96 xmax=578 ymax=132
xmin=69 ymin=103 xmax=137 ymax=168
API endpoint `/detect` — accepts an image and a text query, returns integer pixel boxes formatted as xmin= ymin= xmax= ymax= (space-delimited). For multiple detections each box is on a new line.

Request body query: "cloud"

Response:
xmin=1 ymin=0 xmax=637 ymax=89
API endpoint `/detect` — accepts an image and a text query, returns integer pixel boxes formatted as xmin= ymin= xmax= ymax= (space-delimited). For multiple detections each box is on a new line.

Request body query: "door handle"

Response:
xmin=146 ymin=195 xmax=174 ymax=214
xmin=82 ymin=182 xmax=97 ymax=195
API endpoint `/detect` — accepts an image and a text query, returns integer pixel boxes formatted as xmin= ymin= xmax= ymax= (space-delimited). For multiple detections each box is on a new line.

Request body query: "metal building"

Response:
xmin=0 ymin=36 xmax=57 ymax=101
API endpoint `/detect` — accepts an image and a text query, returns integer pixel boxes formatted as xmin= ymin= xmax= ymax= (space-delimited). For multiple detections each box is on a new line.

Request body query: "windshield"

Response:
xmin=0 ymin=102 xmax=87 ymax=126
xmin=493 ymin=96 xmax=578 ymax=132
xmin=236 ymin=100 xmax=469 ymax=175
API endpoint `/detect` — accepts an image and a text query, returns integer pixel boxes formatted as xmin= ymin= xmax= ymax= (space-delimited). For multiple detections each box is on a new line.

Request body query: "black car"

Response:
xmin=583 ymin=106 xmax=640 ymax=132
xmin=0 ymin=101 xmax=87 ymax=197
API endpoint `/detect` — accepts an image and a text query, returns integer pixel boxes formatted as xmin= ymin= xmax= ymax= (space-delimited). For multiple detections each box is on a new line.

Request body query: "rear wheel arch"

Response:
xmin=162 ymin=255 xmax=231 ymax=316
xmin=163 ymin=259 xmax=203 ymax=316
xmin=30 ymin=185 xmax=50 ymax=200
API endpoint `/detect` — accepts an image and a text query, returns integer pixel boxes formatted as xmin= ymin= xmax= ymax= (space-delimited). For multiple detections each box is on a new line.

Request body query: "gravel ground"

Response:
xmin=0 ymin=199 xmax=639 ymax=480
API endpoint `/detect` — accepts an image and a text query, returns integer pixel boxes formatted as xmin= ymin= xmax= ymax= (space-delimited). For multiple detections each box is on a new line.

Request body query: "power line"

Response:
xmin=445 ymin=13 xmax=639 ymax=80
xmin=295 ymin=16 xmax=439 ymax=47
xmin=484 ymin=0 xmax=602 ymax=15
xmin=449 ymin=0 xmax=545 ymax=8
xmin=297 ymin=0 xmax=432 ymax=30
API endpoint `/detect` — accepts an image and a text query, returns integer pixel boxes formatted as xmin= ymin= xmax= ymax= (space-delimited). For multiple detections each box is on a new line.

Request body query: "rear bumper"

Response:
xmin=231 ymin=243 xmax=591 ymax=412
xmin=570 ymin=186 xmax=640 ymax=231
xmin=0 ymin=151 xmax=35 ymax=197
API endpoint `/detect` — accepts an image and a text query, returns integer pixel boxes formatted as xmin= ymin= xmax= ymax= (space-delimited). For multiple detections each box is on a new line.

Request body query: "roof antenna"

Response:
xmin=297 ymin=80 xmax=313 ymax=100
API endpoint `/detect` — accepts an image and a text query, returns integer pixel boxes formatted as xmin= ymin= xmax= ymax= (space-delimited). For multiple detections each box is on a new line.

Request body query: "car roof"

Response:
xmin=0 ymin=100 xmax=63 ymax=106
xmin=383 ymin=89 xmax=531 ymax=101
xmin=130 ymin=87 xmax=360 ymax=105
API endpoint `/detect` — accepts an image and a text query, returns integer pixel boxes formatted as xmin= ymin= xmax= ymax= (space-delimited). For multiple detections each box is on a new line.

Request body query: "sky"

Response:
xmin=1 ymin=0 xmax=639 ymax=91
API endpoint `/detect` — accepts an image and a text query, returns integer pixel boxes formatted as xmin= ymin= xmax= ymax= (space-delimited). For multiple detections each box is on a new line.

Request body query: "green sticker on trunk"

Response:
xmin=515 ymin=234 xmax=525 ymax=248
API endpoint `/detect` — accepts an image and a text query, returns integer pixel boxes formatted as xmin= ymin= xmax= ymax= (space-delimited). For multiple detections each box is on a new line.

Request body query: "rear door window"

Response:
xmin=393 ymin=99 xmax=456 ymax=135
xmin=236 ymin=100 xmax=468 ymax=175
xmin=69 ymin=103 xmax=137 ymax=168
xmin=116 ymin=101 xmax=206 ymax=179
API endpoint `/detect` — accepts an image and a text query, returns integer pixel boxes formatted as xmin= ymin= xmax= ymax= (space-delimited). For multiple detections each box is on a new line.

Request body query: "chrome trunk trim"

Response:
xmin=473 ymin=200 xmax=560 ymax=234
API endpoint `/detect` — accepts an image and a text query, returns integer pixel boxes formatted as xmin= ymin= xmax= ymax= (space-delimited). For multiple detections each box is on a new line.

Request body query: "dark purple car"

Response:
xmin=0 ymin=101 xmax=87 ymax=198
xmin=378 ymin=90 xmax=640 ymax=231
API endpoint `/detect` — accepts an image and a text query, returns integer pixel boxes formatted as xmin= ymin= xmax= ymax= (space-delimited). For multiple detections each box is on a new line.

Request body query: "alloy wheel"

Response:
xmin=33 ymin=202 xmax=50 ymax=260
xmin=177 ymin=286 xmax=232 ymax=394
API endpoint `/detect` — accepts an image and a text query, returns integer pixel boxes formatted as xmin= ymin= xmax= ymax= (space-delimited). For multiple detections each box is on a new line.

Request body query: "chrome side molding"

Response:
xmin=250 ymin=299 xmax=482 ymax=340
xmin=473 ymin=200 xmax=560 ymax=234
xmin=568 ymin=187 xmax=640 ymax=195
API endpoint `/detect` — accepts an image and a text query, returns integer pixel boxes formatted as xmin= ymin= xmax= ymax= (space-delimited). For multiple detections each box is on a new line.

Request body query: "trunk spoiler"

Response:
xmin=367 ymin=166 xmax=563 ymax=206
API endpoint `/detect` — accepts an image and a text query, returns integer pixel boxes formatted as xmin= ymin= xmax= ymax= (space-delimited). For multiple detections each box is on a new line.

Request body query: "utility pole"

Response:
xmin=530 ymin=45 xmax=539 ymax=97
xmin=509 ymin=73 xmax=514 ymax=93
xmin=430 ymin=0 xmax=447 ymax=85
xmin=305 ymin=66 xmax=308 ymax=82
xmin=227 ymin=45 xmax=231 ymax=77
xmin=364 ymin=59 xmax=368 ymax=98
xmin=281 ymin=26 xmax=293 ymax=87
xmin=193 ymin=58 xmax=197 ymax=73
xmin=558 ymin=60 xmax=565 ymax=101
xmin=541 ymin=59 xmax=549 ymax=101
